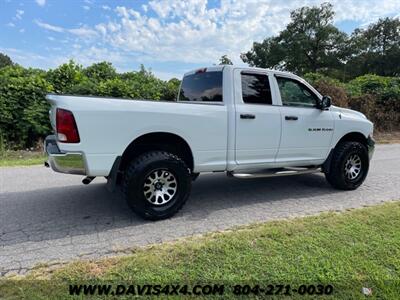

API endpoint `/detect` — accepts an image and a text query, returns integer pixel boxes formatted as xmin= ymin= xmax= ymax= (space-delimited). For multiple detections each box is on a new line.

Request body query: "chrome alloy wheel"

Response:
xmin=344 ymin=154 xmax=362 ymax=180
xmin=143 ymin=169 xmax=178 ymax=205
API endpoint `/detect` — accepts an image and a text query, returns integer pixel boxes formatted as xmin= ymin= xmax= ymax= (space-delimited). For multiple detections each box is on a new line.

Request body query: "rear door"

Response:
xmin=274 ymin=76 xmax=334 ymax=162
xmin=234 ymin=69 xmax=281 ymax=165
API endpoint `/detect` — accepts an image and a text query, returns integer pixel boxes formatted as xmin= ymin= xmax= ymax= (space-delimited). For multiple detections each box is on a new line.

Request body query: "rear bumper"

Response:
xmin=44 ymin=135 xmax=86 ymax=175
xmin=367 ymin=135 xmax=375 ymax=161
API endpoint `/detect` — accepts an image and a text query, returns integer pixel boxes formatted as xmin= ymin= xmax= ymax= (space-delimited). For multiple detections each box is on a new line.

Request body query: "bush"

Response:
xmin=119 ymin=66 xmax=166 ymax=100
xmin=345 ymin=74 xmax=400 ymax=131
xmin=0 ymin=65 xmax=53 ymax=148
xmin=97 ymin=78 xmax=133 ymax=98
xmin=349 ymin=94 xmax=400 ymax=131
xmin=162 ymin=78 xmax=181 ymax=101
xmin=67 ymin=77 xmax=98 ymax=95
xmin=305 ymin=72 xmax=349 ymax=107
xmin=346 ymin=74 xmax=390 ymax=96
xmin=0 ymin=131 xmax=5 ymax=155
xmin=0 ymin=62 xmax=181 ymax=148
xmin=305 ymin=72 xmax=399 ymax=131
xmin=83 ymin=61 xmax=117 ymax=82
xmin=313 ymin=80 xmax=349 ymax=108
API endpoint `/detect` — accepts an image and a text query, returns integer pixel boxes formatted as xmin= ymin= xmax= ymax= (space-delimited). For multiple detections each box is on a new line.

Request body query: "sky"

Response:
xmin=1 ymin=0 xmax=399 ymax=80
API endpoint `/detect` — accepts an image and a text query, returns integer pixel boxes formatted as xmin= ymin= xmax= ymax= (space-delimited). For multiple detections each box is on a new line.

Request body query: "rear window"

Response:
xmin=241 ymin=73 xmax=272 ymax=105
xmin=178 ymin=71 xmax=223 ymax=102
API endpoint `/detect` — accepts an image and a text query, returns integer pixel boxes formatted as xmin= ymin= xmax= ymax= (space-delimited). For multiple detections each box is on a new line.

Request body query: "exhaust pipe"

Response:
xmin=82 ymin=176 xmax=95 ymax=185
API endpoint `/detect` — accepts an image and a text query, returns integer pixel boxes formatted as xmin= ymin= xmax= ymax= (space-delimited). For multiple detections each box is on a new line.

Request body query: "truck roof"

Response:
xmin=184 ymin=65 xmax=297 ymax=78
xmin=183 ymin=65 xmax=324 ymax=101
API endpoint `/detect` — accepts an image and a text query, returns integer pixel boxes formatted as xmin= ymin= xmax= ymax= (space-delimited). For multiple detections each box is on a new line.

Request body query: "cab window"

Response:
xmin=241 ymin=73 xmax=272 ymax=105
xmin=178 ymin=71 xmax=223 ymax=102
xmin=277 ymin=77 xmax=318 ymax=108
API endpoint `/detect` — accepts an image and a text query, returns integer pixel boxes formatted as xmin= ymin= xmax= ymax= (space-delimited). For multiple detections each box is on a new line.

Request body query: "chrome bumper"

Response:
xmin=44 ymin=135 xmax=86 ymax=175
xmin=367 ymin=135 xmax=375 ymax=161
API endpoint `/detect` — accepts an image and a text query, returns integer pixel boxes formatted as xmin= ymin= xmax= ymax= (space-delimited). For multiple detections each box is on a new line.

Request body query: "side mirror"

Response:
xmin=317 ymin=96 xmax=331 ymax=110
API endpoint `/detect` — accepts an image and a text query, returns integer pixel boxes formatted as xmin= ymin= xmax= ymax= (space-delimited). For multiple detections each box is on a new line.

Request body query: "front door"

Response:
xmin=274 ymin=76 xmax=334 ymax=162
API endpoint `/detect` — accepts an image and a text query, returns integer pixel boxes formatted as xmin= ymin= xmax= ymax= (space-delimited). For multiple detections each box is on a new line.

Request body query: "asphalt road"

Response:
xmin=1 ymin=144 xmax=400 ymax=276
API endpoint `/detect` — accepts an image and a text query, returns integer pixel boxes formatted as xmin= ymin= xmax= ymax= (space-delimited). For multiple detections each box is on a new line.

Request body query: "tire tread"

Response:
xmin=122 ymin=151 xmax=190 ymax=220
xmin=325 ymin=141 xmax=368 ymax=190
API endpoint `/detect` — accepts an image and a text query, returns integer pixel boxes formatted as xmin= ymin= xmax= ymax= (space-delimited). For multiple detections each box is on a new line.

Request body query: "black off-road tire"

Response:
xmin=325 ymin=141 xmax=369 ymax=190
xmin=122 ymin=151 xmax=192 ymax=220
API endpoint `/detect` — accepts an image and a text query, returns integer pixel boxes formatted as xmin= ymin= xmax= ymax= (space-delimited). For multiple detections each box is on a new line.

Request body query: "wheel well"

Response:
xmin=119 ymin=132 xmax=194 ymax=173
xmin=336 ymin=132 xmax=368 ymax=148
xmin=323 ymin=132 xmax=368 ymax=174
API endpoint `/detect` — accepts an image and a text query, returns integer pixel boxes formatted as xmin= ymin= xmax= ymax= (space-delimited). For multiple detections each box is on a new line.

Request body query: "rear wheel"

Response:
xmin=123 ymin=151 xmax=192 ymax=220
xmin=325 ymin=141 xmax=369 ymax=190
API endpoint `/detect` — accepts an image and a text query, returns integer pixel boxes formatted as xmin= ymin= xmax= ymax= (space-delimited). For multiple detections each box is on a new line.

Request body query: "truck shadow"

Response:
xmin=0 ymin=173 xmax=343 ymax=248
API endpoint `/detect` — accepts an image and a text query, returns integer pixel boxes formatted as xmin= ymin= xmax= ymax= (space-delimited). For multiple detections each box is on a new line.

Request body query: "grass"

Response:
xmin=0 ymin=150 xmax=45 ymax=167
xmin=1 ymin=202 xmax=400 ymax=299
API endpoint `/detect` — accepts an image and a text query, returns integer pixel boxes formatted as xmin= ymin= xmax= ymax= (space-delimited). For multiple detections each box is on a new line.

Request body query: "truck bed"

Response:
xmin=46 ymin=94 xmax=228 ymax=176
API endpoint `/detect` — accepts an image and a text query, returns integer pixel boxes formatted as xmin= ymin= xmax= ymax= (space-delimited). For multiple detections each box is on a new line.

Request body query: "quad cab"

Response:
xmin=45 ymin=66 xmax=375 ymax=220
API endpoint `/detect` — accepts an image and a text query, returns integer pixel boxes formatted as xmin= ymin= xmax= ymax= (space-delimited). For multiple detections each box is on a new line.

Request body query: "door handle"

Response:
xmin=240 ymin=114 xmax=256 ymax=119
xmin=285 ymin=116 xmax=298 ymax=121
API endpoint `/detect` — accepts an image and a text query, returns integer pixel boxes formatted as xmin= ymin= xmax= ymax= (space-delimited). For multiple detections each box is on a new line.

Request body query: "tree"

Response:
xmin=46 ymin=60 xmax=84 ymax=93
xmin=240 ymin=37 xmax=285 ymax=69
xmin=0 ymin=53 xmax=13 ymax=69
xmin=242 ymin=3 xmax=348 ymax=75
xmin=0 ymin=65 xmax=52 ymax=147
xmin=83 ymin=61 xmax=117 ymax=81
xmin=347 ymin=18 xmax=400 ymax=77
xmin=162 ymin=78 xmax=181 ymax=101
xmin=219 ymin=55 xmax=233 ymax=65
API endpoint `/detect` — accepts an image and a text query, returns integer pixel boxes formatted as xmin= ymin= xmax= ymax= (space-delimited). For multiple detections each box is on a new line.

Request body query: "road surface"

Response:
xmin=1 ymin=144 xmax=399 ymax=276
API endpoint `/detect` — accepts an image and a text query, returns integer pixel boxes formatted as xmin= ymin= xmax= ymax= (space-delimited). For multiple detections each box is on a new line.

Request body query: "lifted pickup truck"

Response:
xmin=45 ymin=65 xmax=375 ymax=220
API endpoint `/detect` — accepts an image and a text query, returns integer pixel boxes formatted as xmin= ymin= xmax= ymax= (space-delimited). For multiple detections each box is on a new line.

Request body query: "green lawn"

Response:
xmin=0 ymin=150 xmax=45 ymax=167
xmin=1 ymin=201 xmax=399 ymax=299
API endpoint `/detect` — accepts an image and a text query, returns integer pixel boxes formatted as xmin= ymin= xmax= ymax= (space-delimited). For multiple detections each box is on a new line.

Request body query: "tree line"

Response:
xmin=0 ymin=3 xmax=399 ymax=150
xmin=240 ymin=3 xmax=400 ymax=81
xmin=0 ymin=60 xmax=180 ymax=149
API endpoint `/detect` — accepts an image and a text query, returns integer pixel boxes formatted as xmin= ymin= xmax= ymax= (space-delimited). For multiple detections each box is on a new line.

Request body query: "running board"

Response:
xmin=229 ymin=167 xmax=321 ymax=179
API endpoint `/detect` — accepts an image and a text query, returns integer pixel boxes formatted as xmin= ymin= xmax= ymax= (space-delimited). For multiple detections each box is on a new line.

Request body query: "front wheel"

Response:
xmin=325 ymin=141 xmax=369 ymax=190
xmin=122 ymin=151 xmax=192 ymax=220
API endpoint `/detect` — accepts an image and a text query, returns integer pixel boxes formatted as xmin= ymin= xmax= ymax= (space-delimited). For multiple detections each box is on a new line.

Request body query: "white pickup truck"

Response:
xmin=45 ymin=65 xmax=375 ymax=220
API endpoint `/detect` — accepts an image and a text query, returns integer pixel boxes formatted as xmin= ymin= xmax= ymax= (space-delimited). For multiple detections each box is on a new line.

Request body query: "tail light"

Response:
xmin=56 ymin=108 xmax=80 ymax=143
